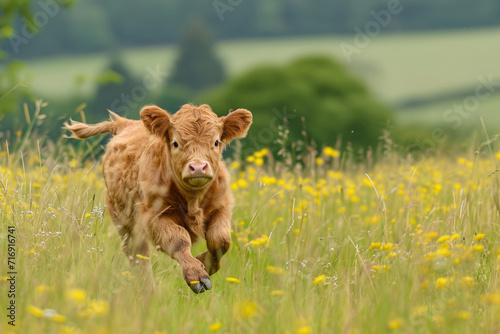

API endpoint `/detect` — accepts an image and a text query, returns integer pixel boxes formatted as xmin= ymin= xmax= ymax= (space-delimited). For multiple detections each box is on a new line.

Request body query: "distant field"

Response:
xmin=396 ymin=94 xmax=500 ymax=134
xmin=23 ymin=27 xmax=500 ymax=107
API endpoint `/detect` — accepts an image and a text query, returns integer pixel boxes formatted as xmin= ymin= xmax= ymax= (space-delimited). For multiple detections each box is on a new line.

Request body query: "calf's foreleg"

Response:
xmin=145 ymin=212 xmax=211 ymax=294
xmin=196 ymin=208 xmax=232 ymax=276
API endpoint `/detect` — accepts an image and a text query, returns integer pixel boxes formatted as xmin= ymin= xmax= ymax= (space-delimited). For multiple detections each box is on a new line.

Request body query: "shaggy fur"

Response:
xmin=64 ymin=104 xmax=252 ymax=294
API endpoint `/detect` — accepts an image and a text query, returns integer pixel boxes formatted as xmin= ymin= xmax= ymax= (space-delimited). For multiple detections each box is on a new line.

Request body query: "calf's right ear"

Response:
xmin=140 ymin=105 xmax=171 ymax=138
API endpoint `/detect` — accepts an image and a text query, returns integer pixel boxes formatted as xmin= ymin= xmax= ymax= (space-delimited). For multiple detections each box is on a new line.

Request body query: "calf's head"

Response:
xmin=140 ymin=104 xmax=252 ymax=191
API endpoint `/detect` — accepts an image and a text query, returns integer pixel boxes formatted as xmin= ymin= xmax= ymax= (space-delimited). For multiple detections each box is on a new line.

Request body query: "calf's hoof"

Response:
xmin=184 ymin=260 xmax=212 ymax=294
xmin=189 ymin=277 xmax=212 ymax=294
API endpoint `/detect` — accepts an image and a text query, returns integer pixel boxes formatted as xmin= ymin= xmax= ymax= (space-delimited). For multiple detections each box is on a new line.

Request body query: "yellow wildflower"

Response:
xmin=313 ymin=275 xmax=326 ymax=285
xmin=474 ymin=233 xmax=486 ymax=241
xmin=250 ymin=234 xmax=268 ymax=246
xmin=437 ymin=235 xmax=450 ymax=243
xmin=66 ymin=289 xmax=87 ymax=303
xmin=209 ymin=322 xmax=222 ymax=332
xmin=372 ymin=265 xmax=390 ymax=272
xmin=388 ymin=318 xmax=404 ymax=330
xmin=380 ymin=243 xmax=393 ymax=252
xmin=234 ymin=301 xmax=259 ymax=319
xmin=436 ymin=247 xmax=452 ymax=257
xmin=432 ymin=184 xmax=443 ymax=194
xmin=35 ymin=285 xmax=51 ymax=294
xmin=350 ymin=195 xmax=360 ymax=203
xmin=323 ymin=146 xmax=340 ymax=158
xmin=426 ymin=232 xmax=438 ymax=239
xmin=27 ymin=305 xmax=44 ymax=317
xmin=230 ymin=161 xmax=240 ymax=169
xmin=237 ymin=179 xmax=248 ymax=188
xmin=89 ymin=300 xmax=109 ymax=317
xmin=455 ymin=311 xmax=470 ymax=320
xmin=225 ymin=277 xmax=240 ymax=283
xmin=266 ymin=266 xmax=284 ymax=275
xmin=346 ymin=188 xmax=356 ymax=196
xmin=327 ymin=171 xmax=342 ymax=179
xmin=461 ymin=276 xmax=474 ymax=288
xmin=296 ymin=326 xmax=311 ymax=334
xmin=121 ymin=271 xmax=133 ymax=277
xmin=386 ymin=252 xmax=397 ymax=259
xmin=435 ymin=278 xmax=448 ymax=290
xmin=51 ymin=313 xmax=66 ymax=323
xmin=254 ymin=149 xmax=266 ymax=158
xmin=473 ymin=245 xmax=484 ymax=252
xmin=482 ymin=293 xmax=500 ymax=304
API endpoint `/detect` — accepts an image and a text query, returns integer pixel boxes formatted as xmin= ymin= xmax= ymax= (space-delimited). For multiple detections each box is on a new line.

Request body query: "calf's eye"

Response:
xmin=214 ymin=140 xmax=219 ymax=147
xmin=173 ymin=141 xmax=179 ymax=148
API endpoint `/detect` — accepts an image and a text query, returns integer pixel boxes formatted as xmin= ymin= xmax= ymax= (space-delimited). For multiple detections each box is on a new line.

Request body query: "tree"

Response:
xmin=205 ymin=56 xmax=394 ymax=153
xmin=0 ymin=1 xmax=77 ymax=115
xmin=168 ymin=18 xmax=226 ymax=91
xmin=89 ymin=56 xmax=142 ymax=121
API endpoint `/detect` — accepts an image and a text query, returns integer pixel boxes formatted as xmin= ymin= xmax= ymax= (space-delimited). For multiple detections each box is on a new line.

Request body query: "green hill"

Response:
xmin=22 ymin=27 xmax=500 ymax=133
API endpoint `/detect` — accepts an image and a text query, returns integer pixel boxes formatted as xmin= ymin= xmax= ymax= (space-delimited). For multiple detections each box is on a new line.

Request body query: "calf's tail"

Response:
xmin=64 ymin=110 xmax=127 ymax=139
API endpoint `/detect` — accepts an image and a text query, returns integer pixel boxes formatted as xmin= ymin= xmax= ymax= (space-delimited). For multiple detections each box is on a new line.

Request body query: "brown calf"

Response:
xmin=64 ymin=104 xmax=252 ymax=293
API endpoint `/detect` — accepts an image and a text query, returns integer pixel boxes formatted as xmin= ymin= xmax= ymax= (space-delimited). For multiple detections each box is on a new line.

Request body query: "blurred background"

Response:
xmin=0 ymin=0 xmax=499 ymax=156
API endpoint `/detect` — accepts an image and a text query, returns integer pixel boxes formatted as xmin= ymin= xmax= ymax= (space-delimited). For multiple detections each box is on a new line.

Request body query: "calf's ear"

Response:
xmin=221 ymin=109 xmax=253 ymax=143
xmin=140 ymin=105 xmax=171 ymax=138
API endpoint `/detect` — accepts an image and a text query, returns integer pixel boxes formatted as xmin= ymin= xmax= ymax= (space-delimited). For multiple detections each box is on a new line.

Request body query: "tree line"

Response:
xmin=3 ymin=0 xmax=500 ymax=59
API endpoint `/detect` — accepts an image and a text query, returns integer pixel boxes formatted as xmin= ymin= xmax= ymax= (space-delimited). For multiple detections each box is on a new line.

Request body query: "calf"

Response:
xmin=64 ymin=104 xmax=252 ymax=293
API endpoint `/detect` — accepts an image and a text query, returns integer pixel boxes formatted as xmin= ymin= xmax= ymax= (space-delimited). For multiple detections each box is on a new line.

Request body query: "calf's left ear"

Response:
xmin=221 ymin=109 xmax=253 ymax=143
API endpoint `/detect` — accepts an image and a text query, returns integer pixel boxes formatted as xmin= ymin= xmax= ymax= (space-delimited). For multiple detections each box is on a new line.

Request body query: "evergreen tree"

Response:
xmin=168 ymin=18 xmax=226 ymax=91
xmin=90 ymin=56 xmax=141 ymax=121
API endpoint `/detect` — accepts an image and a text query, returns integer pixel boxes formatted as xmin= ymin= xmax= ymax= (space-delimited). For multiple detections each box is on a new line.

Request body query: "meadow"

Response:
xmin=2 ymin=105 xmax=500 ymax=333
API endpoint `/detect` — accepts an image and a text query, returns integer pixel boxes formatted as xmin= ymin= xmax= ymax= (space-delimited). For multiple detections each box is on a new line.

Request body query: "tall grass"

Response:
xmin=2 ymin=104 xmax=500 ymax=333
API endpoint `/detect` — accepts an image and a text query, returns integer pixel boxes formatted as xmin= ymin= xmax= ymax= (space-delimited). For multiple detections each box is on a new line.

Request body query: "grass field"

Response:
xmin=396 ymin=94 xmax=500 ymax=134
xmin=23 ymin=27 xmax=500 ymax=107
xmin=2 ymin=106 xmax=500 ymax=333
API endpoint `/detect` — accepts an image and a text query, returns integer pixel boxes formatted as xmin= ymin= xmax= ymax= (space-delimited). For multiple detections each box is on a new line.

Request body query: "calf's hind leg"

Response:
xmin=107 ymin=199 xmax=155 ymax=291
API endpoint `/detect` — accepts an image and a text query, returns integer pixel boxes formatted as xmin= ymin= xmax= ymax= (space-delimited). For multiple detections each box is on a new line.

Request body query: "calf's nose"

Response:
xmin=189 ymin=162 xmax=208 ymax=176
